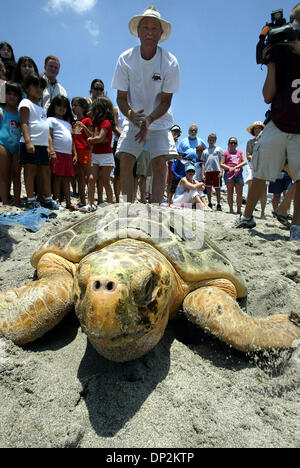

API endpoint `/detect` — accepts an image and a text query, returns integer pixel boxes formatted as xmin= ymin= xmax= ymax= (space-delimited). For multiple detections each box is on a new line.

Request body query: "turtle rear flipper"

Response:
xmin=0 ymin=253 xmax=76 ymax=345
xmin=183 ymin=286 xmax=300 ymax=352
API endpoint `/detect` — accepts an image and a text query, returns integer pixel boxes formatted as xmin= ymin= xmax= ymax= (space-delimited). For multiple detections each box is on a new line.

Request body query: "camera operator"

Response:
xmin=234 ymin=3 xmax=300 ymax=241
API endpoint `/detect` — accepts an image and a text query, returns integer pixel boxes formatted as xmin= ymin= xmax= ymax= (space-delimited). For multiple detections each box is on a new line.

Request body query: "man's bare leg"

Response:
xmin=243 ymin=178 xmax=268 ymax=218
xmin=119 ymin=152 xmax=136 ymax=202
xmin=151 ymin=156 xmax=167 ymax=204
xmin=292 ymin=180 xmax=300 ymax=226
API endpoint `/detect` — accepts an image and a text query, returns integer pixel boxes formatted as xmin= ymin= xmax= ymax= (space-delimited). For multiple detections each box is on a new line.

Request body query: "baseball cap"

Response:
xmin=170 ymin=124 xmax=181 ymax=133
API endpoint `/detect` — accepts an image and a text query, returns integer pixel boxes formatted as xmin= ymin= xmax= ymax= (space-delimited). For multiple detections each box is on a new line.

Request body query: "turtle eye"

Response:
xmin=144 ymin=276 xmax=155 ymax=297
xmin=132 ymin=272 xmax=158 ymax=306
xmin=77 ymin=264 xmax=90 ymax=298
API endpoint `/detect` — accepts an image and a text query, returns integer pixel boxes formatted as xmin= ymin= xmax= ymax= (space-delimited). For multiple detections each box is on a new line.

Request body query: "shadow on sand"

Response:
xmin=0 ymin=225 xmax=19 ymax=261
xmin=24 ymin=311 xmax=293 ymax=439
xmin=76 ymin=327 xmax=174 ymax=437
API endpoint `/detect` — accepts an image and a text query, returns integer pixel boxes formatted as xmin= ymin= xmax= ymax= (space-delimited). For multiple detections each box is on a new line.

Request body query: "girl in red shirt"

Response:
xmin=71 ymin=97 xmax=92 ymax=208
xmin=85 ymin=97 xmax=115 ymax=211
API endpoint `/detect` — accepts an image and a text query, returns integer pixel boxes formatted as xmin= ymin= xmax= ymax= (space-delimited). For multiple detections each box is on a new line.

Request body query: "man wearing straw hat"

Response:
xmin=111 ymin=6 xmax=180 ymax=204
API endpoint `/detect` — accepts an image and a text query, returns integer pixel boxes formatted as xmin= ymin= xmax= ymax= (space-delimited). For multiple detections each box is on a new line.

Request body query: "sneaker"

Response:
xmin=43 ymin=199 xmax=61 ymax=210
xmin=26 ymin=199 xmax=41 ymax=210
xmin=289 ymin=225 xmax=300 ymax=241
xmin=232 ymin=215 xmax=256 ymax=229
xmin=81 ymin=204 xmax=97 ymax=213
xmin=216 ymin=204 xmax=222 ymax=211
xmin=208 ymin=203 xmax=213 ymax=209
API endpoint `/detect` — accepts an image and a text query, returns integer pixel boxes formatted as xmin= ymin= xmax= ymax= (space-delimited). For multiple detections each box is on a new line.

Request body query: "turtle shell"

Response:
xmin=31 ymin=204 xmax=247 ymax=298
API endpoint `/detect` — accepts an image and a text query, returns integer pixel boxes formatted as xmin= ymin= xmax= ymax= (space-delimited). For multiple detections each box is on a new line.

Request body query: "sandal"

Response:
xmin=67 ymin=203 xmax=79 ymax=211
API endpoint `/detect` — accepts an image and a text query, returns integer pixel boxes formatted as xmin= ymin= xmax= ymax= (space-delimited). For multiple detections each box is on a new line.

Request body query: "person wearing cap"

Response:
xmin=166 ymin=124 xmax=182 ymax=203
xmin=244 ymin=121 xmax=267 ymax=218
xmin=170 ymin=124 xmax=181 ymax=145
xmin=233 ymin=3 xmax=300 ymax=240
xmin=111 ymin=6 xmax=180 ymax=204
xmin=172 ymin=164 xmax=212 ymax=211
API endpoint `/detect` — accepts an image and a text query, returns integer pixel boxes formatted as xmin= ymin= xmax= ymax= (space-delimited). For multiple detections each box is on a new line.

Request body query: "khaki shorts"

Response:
xmin=116 ymin=123 xmax=178 ymax=160
xmin=136 ymin=150 xmax=152 ymax=177
xmin=252 ymin=121 xmax=300 ymax=182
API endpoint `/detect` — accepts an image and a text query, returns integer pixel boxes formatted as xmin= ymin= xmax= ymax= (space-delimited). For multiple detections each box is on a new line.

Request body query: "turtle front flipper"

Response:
xmin=183 ymin=286 xmax=300 ymax=352
xmin=0 ymin=253 xmax=76 ymax=345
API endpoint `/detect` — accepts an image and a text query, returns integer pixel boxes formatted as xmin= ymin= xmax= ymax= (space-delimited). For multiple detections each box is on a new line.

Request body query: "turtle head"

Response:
xmin=74 ymin=240 xmax=175 ymax=362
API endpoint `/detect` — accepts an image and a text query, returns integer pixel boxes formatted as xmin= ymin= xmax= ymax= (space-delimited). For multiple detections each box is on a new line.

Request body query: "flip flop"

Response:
xmin=67 ymin=204 xmax=80 ymax=212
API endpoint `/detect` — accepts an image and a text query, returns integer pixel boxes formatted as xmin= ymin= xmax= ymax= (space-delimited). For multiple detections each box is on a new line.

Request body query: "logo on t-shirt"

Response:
xmin=152 ymin=73 xmax=161 ymax=81
xmin=10 ymin=120 xmax=20 ymax=129
xmin=10 ymin=119 xmax=20 ymax=137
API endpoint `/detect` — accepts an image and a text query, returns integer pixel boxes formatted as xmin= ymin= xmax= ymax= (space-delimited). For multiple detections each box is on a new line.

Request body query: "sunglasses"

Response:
xmin=229 ymin=141 xmax=237 ymax=145
xmin=93 ymin=87 xmax=104 ymax=91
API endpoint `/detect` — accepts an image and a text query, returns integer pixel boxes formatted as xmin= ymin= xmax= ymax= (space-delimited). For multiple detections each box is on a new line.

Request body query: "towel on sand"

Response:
xmin=0 ymin=208 xmax=57 ymax=232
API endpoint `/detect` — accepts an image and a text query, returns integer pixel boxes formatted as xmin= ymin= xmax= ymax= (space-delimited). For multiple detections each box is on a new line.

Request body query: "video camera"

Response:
xmin=256 ymin=9 xmax=300 ymax=64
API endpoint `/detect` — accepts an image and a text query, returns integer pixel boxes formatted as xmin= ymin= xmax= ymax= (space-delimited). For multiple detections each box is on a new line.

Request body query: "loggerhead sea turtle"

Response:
xmin=0 ymin=203 xmax=299 ymax=362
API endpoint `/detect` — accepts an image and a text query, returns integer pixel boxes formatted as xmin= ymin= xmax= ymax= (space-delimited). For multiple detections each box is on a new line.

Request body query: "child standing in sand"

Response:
xmin=47 ymin=95 xmax=78 ymax=211
xmin=201 ymin=133 xmax=223 ymax=211
xmin=0 ymin=82 xmax=22 ymax=206
xmin=84 ymin=97 xmax=115 ymax=211
xmin=71 ymin=97 xmax=92 ymax=208
xmin=18 ymin=73 xmax=59 ymax=210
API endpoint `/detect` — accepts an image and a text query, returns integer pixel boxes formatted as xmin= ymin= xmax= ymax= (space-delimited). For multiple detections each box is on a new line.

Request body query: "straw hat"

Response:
xmin=128 ymin=6 xmax=171 ymax=43
xmin=247 ymin=121 xmax=265 ymax=135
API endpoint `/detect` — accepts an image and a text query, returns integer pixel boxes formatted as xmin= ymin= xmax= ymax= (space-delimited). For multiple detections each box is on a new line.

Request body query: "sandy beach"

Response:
xmin=0 ymin=194 xmax=299 ymax=448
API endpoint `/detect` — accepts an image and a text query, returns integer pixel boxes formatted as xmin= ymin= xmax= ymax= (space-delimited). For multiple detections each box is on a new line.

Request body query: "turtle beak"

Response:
xmin=75 ymin=271 xmax=170 ymax=362
xmin=76 ymin=276 xmax=131 ymax=339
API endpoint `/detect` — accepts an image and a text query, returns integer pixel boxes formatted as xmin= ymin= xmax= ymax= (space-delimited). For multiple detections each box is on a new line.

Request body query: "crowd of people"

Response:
xmin=0 ymin=2 xmax=299 ymax=242
xmin=0 ymin=50 xmax=273 ymax=215
xmin=0 ymin=44 xmax=123 ymax=212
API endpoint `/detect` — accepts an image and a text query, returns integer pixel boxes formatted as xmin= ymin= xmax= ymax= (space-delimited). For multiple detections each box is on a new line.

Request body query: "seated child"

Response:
xmin=172 ymin=164 xmax=212 ymax=211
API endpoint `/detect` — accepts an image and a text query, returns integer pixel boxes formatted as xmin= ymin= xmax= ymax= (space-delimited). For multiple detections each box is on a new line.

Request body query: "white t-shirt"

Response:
xmin=47 ymin=117 xmax=73 ymax=154
xmin=18 ymin=99 xmax=49 ymax=146
xmin=42 ymin=75 xmax=68 ymax=111
xmin=111 ymin=46 xmax=180 ymax=130
xmin=201 ymin=146 xmax=224 ymax=172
